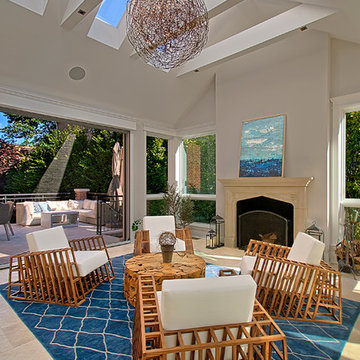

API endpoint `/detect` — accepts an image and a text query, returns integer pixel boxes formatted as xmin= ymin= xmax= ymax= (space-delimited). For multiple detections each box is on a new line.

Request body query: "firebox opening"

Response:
xmin=237 ymin=196 xmax=294 ymax=249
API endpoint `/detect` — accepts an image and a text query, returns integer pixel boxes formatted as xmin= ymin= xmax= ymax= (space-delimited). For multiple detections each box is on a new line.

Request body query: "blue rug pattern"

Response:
xmin=1 ymin=254 xmax=359 ymax=360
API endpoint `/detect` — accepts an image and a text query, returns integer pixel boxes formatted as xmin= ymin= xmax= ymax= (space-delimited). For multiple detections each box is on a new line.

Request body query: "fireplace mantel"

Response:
xmin=219 ymin=177 xmax=314 ymax=248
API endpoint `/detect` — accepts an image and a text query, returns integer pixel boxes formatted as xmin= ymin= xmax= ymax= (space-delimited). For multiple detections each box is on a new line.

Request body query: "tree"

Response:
xmin=0 ymin=113 xmax=56 ymax=145
xmin=346 ymin=111 xmax=360 ymax=198
xmin=146 ymin=136 xmax=168 ymax=194
xmin=0 ymin=140 xmax=21 ymax=175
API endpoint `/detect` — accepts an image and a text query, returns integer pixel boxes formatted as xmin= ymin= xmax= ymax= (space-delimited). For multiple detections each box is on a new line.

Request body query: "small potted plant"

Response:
xmin=159 ymin=231 xmax=176 ymax=263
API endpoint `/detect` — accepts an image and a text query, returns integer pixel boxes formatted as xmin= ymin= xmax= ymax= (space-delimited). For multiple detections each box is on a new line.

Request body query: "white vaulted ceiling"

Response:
xmin=1 ymin=0 xmax=360 ymax=128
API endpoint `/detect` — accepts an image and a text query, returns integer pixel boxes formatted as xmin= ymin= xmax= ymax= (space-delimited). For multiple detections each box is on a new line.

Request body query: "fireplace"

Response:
xmin=237 ymin=196 xmax=293 ymax=248
xmin=219 ymin=177 xmax=313 ymax=248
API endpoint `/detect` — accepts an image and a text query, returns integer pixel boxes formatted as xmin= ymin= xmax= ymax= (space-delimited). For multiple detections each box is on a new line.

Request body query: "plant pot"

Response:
xmin=161 ymin=244 xmax=174 ymax=263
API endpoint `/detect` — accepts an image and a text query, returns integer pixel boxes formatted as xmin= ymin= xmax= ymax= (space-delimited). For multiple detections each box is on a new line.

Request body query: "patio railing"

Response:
xmin=0 ymin=192 xmax=72 ymax=204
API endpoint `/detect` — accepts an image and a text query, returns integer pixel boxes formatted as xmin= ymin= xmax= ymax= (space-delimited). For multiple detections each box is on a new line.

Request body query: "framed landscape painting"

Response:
xmin=239 ymin=114 xmax=286 ymax=177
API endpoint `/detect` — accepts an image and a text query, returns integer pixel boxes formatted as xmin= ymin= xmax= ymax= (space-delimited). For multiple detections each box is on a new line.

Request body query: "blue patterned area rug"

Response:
xmin=1 ymin=254 xmax=359 ymax=360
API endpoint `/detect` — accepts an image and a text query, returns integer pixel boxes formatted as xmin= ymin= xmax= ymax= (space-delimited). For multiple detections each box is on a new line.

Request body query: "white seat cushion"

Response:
xmin=27 ymin=226 xmax=69 ymax=252
xmin=160 ymin=275 xmax=256 ymax=331
xmin=240 ymin=255 xmax=257 ymax=275
xmin=287 ymin=232 xmax=324 ymax=266
xmin=73 ymin=250 xmax=108 ymax=277
xmin=143 ymin=216 xmax=182 ymax=253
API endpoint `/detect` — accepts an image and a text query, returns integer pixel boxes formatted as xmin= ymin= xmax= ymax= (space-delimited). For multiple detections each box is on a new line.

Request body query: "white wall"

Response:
xmin=215 ymin=31 xmax=332 ymax=257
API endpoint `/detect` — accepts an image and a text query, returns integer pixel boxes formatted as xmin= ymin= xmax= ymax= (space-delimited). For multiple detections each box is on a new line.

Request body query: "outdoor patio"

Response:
xmin=0 ymin=222 xmax=124 ymax=268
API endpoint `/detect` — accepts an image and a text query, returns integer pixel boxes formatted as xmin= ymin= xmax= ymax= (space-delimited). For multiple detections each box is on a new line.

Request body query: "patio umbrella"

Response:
xmin=107 ymin=142 xmax=124 ymax=210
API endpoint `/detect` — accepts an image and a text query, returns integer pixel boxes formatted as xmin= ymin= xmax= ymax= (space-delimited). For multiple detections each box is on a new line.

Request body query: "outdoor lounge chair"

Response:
xmin=8 ymin=226 xmax=115 ymax=306
xmin=134 ymin=215 xmax=194 ymax=255
xmin=0 ymin=202 xmax=14 ymax=241
xmin=133 ymin=274 xmax=288 ymax=360
xmin=237 ymin=232 xmax=342 ymax=324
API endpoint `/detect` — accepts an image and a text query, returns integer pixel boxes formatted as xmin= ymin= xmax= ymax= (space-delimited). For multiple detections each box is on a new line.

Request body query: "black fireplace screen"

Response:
xmin=238 ymin=210 xmax=289 ymax=249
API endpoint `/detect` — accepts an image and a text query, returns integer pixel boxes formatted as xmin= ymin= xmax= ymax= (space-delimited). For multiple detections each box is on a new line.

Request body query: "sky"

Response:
xmin=96 ymin=0 xmax=128 ymax=27
xmin=0 ymin=112 xmax=8 ymax=128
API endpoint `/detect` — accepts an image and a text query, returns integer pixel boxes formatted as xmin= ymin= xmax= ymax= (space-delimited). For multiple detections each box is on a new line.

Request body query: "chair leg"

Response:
xmin=8 ymin=222 xmax=14 ymax=235
xmin=3 ymin=224 xmax=10 ymax=241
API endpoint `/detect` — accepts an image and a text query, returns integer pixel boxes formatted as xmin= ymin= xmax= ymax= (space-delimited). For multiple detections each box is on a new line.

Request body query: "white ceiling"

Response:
xmin=1 ymin=0 xmax=360 ymax=128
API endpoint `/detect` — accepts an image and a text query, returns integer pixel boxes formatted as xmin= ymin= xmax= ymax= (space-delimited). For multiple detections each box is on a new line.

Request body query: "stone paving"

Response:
xmin=0 ymin=222 xmax=124 ymax=267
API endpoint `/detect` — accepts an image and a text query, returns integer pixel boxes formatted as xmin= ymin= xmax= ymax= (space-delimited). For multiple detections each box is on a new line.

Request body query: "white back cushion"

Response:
xmin=27 ymin=226 xmax=69 ymax=252
xmin=160 ymin=275 xmax=256 ymax=331
xmin=143 ymin=216 xmax=176 ymax=252
xmin=287 ymin=232 xmax=325 ymax=266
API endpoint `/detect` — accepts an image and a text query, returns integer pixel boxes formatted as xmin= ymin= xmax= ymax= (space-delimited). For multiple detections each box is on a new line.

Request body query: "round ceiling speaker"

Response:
xmin=69 ymin=66 xmax=86 ymax=80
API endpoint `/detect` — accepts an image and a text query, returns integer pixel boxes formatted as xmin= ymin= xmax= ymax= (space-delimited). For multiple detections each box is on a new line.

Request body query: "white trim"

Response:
xmin=185 ymin=194 xmax=216 ymax=201
xmin=330 ymin=93 xmax=360 ymax=263
xmin=175 ymin=123 xmax=216 ymax=138
xmin=0 ymin=85 xmax=137 ymax=131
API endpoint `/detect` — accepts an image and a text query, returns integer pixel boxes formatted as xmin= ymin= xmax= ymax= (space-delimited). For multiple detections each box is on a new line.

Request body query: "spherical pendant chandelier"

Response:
xmin=126 ymin=0 xmax=209 ymax=70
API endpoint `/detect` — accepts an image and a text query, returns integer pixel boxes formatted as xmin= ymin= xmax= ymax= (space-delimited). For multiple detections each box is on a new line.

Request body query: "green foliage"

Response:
xmin=147 ymin=199 xmax=166 ymax=216
xmin=146 ymin=136 xmax=168 ymax=194
xmin=178 ymin=196 xmax=194 ymax=228
xmin=183 ymin=134 xmax=216 ymax=195
xmin=4 ymin=119 xmax=123 ymax=194
xmin=0 ymin=113 xmax=56 ymax=145
xmin=162 ymin=183 xmax=182 ymax=223
xmin=346 ymin=111 xmax=360 ymax=198
xmin=192 ymin=200 xmax=216 ymax=223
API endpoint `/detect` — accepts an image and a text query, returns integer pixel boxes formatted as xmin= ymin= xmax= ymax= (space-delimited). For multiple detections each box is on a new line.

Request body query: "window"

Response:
xmin=182 ymin=134 xmax=216 ymax=223
xmin=146 ymin=136 xmax=168 ymax=215
xmin=346 ymin=111 xmax=360 ymax=198
xmin=96 ymin=0 xmax=127 ymax=27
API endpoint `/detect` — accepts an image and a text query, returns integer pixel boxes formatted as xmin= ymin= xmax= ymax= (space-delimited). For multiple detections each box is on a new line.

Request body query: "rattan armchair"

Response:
xmin=240 ymin=233 xmax=342 ymax=324
xmin=8 ymin=226 xmax=115 ymax=307
xmin=134 ymin=215 xmax=194 ymax=255
xmin=133 ymin=274 xmax=287 ymax=360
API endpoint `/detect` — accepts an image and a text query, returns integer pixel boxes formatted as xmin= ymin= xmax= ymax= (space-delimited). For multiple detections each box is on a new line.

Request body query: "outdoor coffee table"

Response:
xmin=124 ymin=252 xmax=206 ymax=306
xmin=41 ymin=210 xmax=79 ymax=228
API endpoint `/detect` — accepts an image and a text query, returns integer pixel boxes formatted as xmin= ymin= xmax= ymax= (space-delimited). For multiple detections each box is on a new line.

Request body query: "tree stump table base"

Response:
xmin=124 ymin=252 xmax=206 ymax=306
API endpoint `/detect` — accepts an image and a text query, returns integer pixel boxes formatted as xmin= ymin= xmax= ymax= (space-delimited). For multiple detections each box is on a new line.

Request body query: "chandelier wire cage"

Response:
xmin=126 ymin=0 xmax=209 ymax=70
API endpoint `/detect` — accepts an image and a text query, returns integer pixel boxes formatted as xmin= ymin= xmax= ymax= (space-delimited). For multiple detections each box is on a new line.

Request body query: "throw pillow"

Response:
xmin=33 ymin=202 xmax=42 ymax=213
xmin=38 ymin=202 xmax=51 ymax=212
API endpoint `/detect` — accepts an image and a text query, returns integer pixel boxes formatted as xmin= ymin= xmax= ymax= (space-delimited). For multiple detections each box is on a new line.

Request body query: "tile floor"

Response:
xmin=0 ymin=239 xmax=359 ymax=359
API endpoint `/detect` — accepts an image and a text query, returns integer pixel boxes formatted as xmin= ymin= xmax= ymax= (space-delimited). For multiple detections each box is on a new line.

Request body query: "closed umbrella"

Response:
xmin=107 ymin=142 xmax=124 ymax=210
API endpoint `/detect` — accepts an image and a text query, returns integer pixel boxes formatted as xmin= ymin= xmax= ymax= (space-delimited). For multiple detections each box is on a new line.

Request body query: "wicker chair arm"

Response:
xmin=134 ymin=230 xmax=150 ymax=255
xmin=246 ymin=239 xmax=291 ymax=258
xmin=69 ymin=235 xmax=107 ymax=251
xmin=175 ymin=227 xmax=194 ymax=254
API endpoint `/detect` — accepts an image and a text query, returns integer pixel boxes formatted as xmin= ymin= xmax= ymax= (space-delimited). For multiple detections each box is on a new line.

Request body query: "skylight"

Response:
xmin=96 ymin=0 xmax=128 ymax=28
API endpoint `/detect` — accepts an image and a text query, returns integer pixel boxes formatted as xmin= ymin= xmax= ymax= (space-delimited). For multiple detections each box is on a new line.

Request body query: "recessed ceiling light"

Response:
xmin=69 ymin=66 xmax=86 ymax=80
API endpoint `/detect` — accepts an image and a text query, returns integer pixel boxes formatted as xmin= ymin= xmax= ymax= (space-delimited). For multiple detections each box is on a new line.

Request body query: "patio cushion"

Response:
xmin=73 ymin=250 xmax=108 ymax=277
xmin=33 ymin=203 xmax=42 ymax=213
xmin=287 ymin=232 xmax=324 ymax=266
xmin=38 ymin=202 xmax=51 ymax=212
xmin=83 ymin=199 xmax=93 ymax=210
xmin=27 ymin=226 xmax=69 ymax=252
xmin=240 ymin=255 xmax=257 ymax=275
xmin=159 ymin=275 xmax=256 ymax=331
xmin=68 ymin=200 xmax=84 ymax=210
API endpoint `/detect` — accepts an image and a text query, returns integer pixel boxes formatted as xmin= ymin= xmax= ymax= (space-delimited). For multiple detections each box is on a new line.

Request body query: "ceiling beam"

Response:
xmin=129 ymin=0 xmax=246 ymax=58
xmin=176 ymin=4 xmax=337 ymax=77
xmin=61 ymin=0 xmax=101 ymax=30
xmin=9 ymin=0 xmax=49 ymax=16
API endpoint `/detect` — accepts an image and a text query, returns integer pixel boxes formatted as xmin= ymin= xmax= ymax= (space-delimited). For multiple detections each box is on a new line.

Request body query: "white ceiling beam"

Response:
xmin=61 ymin=0 xmax=101 ymax=30
xmin=206 ymin=0 xmax=245 ymax=18
xmin=88 ymin=15 xmax=126 ymax=49
xmin=129 ymin=0 xmax=245 ymax=58
xmin=176 ymin=4 xmax=337 ymax=77
xmin=9 ymin=0 xmax=48 ymax=16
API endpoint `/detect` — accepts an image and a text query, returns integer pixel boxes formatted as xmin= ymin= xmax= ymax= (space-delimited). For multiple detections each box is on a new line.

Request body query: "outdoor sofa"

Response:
xmin=16 ymin=199 xmax=97 ymax=226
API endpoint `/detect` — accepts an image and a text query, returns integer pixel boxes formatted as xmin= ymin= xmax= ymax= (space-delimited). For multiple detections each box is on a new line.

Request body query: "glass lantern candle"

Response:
xmin=210 ymin=215 xmax=225 ymax=247
xmin=305 ymin=222 xmax=324 ymax=243
xmin=206 ymin=229 xmax=217 ymax=249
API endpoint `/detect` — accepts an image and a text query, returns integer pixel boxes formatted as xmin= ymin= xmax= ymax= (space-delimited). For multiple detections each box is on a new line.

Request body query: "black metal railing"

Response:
xmin=93 ymin=194 xmax=125 ymax=241
xmin=0 ymin=192 xmax=72 ymax=204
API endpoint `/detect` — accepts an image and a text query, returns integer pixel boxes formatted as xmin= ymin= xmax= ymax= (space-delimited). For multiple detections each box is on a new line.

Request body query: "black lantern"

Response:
xmin=210 ymin=215 xmax=225 ymax=247
xmin=305 ymin=222 xmax=324 ymax=243
xmin=206 ymin=229 xmax=217 ymax=249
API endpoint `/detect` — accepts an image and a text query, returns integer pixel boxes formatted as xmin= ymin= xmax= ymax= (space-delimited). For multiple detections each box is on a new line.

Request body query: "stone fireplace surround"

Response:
xmin=219 ymin=177 xmax=313 ymax=248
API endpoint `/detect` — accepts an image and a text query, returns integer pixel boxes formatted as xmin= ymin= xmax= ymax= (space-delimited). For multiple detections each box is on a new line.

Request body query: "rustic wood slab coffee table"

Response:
xmin=124 ymin=252 xmax=206 ymax=306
